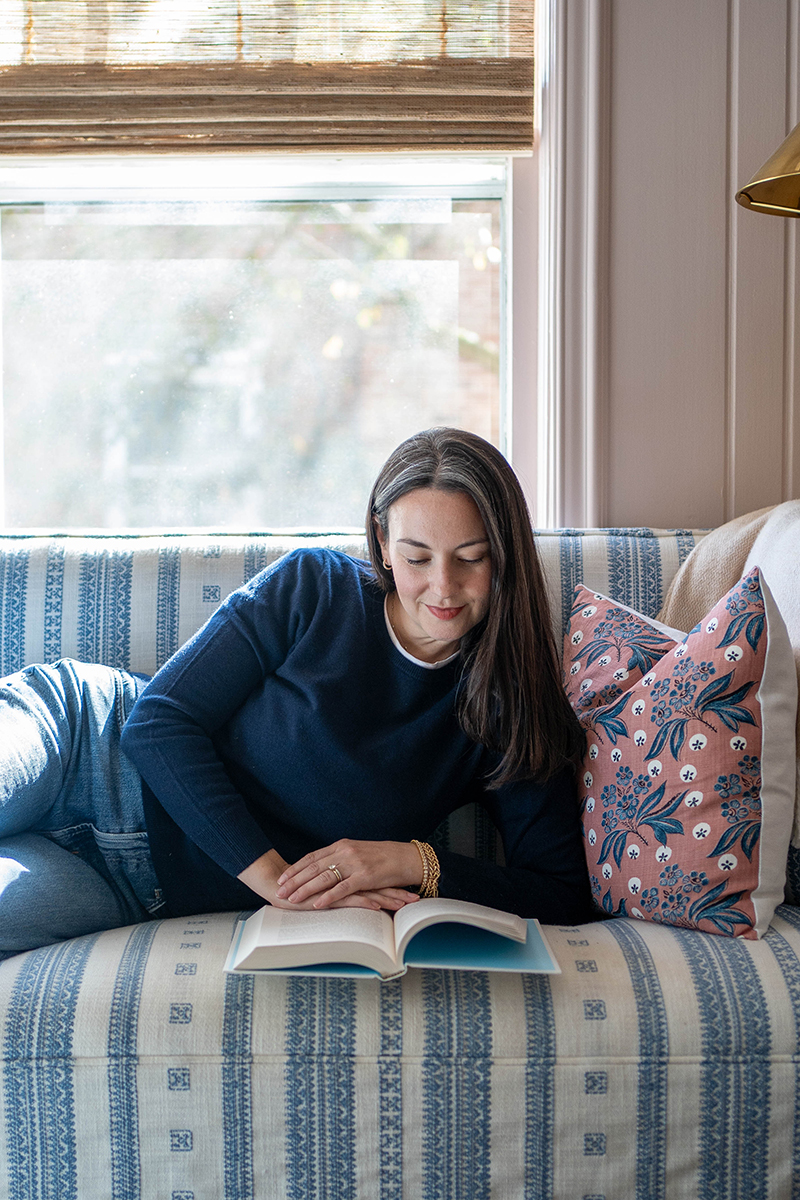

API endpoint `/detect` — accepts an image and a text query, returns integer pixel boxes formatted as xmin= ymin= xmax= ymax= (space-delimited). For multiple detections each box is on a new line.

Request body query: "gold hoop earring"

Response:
xmin=382 ymin=560 xmax=392 ymax=571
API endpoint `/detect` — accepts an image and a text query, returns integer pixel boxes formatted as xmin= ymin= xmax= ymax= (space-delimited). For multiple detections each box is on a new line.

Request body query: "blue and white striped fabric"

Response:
xmin=0 ymin=527 xmax=698 ymax=678
xmin=0 ymin=533 xmax=370 ymax=678
xmin=2 ymin=907 xmax=800 ymax=1199
xmin=18 ymin=526 xmax=800 ymax=1200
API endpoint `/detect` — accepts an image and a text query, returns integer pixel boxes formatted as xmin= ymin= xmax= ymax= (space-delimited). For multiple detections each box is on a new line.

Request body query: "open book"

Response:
xmin=224 ymin=897 xmax=560 ymax=980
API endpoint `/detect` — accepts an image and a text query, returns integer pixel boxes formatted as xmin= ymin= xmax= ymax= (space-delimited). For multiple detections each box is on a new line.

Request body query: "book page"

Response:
xmin=260 ymin=907 xmax=393 ymax=955
xmin=232 ymin=905 xmax=400 ymax=974
xmin=271 ymin=907 xmax=393 ymax=952
xmin=393 ymin=897 xmax=526 ymax=963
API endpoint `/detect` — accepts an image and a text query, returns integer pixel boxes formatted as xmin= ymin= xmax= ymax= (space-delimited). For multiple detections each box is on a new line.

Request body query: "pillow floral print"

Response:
xmin=563 ymin=569 xmax=797 ymax=938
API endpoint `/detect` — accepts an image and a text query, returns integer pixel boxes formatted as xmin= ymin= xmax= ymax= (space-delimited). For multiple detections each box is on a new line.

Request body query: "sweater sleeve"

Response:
xmin=435 ymin=766 xmax=594 ymax=924
xmin=120 ymin=550 xmax=320 ymax=876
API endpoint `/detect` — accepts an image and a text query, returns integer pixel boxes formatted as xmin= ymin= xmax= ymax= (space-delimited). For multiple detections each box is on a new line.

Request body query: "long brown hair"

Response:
xmin=366 ymin=427 xmax=584 ymax=787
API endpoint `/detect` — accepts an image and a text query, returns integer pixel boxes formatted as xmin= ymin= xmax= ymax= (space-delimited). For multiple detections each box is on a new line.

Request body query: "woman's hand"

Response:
xmin=275 ymin=839 xmax=424 ymax=909
xmin=238 ymin=845 xmax=421 ymax=911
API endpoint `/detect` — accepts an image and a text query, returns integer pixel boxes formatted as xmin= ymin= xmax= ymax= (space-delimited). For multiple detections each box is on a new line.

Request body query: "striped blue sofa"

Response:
xmin=1 ymin=527 xmax=799 ymax=1200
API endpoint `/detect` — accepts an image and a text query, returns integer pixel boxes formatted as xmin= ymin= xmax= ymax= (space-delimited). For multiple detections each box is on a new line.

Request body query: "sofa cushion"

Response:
xmin=0 ymin=526 xmax=704 ymax=872
xmin=0 ymin=527 xmax=702 ymax=678
xmin=2 ymin=906 xmax=800 ymax=1199
xmin=567 ymin=570 xmax=797 ymax=938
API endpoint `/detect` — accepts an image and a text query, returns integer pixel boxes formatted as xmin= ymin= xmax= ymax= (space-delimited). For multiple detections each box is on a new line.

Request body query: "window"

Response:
xmin=0 ymin=1 xmax=536 ymax=529
xmin=0 ymin=155 xmax=508 ymax=529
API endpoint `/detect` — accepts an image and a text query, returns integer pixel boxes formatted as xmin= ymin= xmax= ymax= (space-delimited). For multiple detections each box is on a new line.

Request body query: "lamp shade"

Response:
xmin=736 ymin=119 xmax=800 ymax=217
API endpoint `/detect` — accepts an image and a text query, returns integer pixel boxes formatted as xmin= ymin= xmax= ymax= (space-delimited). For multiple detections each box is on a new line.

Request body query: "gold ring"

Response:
xmin=328 ymin=864 xmax=343 ymax=884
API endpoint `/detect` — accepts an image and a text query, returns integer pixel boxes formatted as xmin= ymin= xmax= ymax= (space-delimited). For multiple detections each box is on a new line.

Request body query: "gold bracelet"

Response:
xmin=421 ymin=843 xmax=440 ymax=898
xmin=411 ymin=838 xmax=429 ymax=895
xmin=411 ymin=839 xmax=440 ymax=899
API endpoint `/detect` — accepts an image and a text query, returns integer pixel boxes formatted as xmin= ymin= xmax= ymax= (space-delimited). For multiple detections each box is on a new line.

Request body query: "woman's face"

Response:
xmin=377 ymin=487 xmax=492 ymax=663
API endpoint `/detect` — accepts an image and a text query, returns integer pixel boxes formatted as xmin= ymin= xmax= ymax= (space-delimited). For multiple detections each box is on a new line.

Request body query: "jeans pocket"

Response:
xmin=48 ymin=824 xmax=164 ymax=920
xmin=93 ymin=829 xmax=165 ymax=915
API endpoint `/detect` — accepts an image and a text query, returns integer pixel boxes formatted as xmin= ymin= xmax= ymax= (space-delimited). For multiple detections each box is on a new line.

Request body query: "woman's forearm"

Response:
xmin=237 ymin=848 xmax=288 ymax=903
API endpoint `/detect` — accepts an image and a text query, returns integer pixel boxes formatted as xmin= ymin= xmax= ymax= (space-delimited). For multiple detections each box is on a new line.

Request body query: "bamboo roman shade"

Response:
xmin=0 ymin=2 xmax=534 ymax=154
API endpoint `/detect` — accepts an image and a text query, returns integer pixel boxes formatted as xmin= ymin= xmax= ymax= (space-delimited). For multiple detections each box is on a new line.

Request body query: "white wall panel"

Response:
xmin=608 ymin=0 xmax=730 ymax=529
xmin=540 ymin=0 xmax=800 ymax=529
xmin=725 ymin=0 xmax=798 ymax=521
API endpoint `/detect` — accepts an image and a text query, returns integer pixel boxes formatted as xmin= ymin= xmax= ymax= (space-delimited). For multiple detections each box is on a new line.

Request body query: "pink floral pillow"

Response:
xmin=563 ymin=592 xmax=681 ymax=715
xmin=564 ymin=570 xmax=797 ymax=938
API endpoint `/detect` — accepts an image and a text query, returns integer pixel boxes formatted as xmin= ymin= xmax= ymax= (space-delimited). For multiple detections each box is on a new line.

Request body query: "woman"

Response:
xmin=0 ymin=429 xmax=591 ymax=957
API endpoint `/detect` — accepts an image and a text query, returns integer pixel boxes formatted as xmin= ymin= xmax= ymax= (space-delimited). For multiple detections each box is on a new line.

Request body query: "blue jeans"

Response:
xmin=0 ymin=660 xmax=163 ymax=956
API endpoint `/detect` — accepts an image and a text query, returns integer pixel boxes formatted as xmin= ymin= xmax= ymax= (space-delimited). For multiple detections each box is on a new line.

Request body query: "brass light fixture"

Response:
xmin=736 ymin=119 xmax=800 ymax=217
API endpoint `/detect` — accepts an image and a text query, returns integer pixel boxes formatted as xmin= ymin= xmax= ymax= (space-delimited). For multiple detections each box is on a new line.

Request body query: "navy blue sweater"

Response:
xmin=120 ymin=549 xmax=591 ymax=921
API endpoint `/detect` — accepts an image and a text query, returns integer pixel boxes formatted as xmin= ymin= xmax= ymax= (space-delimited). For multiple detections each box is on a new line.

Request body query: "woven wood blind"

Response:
xmin=0 ymin=2 xmax=534 ymax=154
